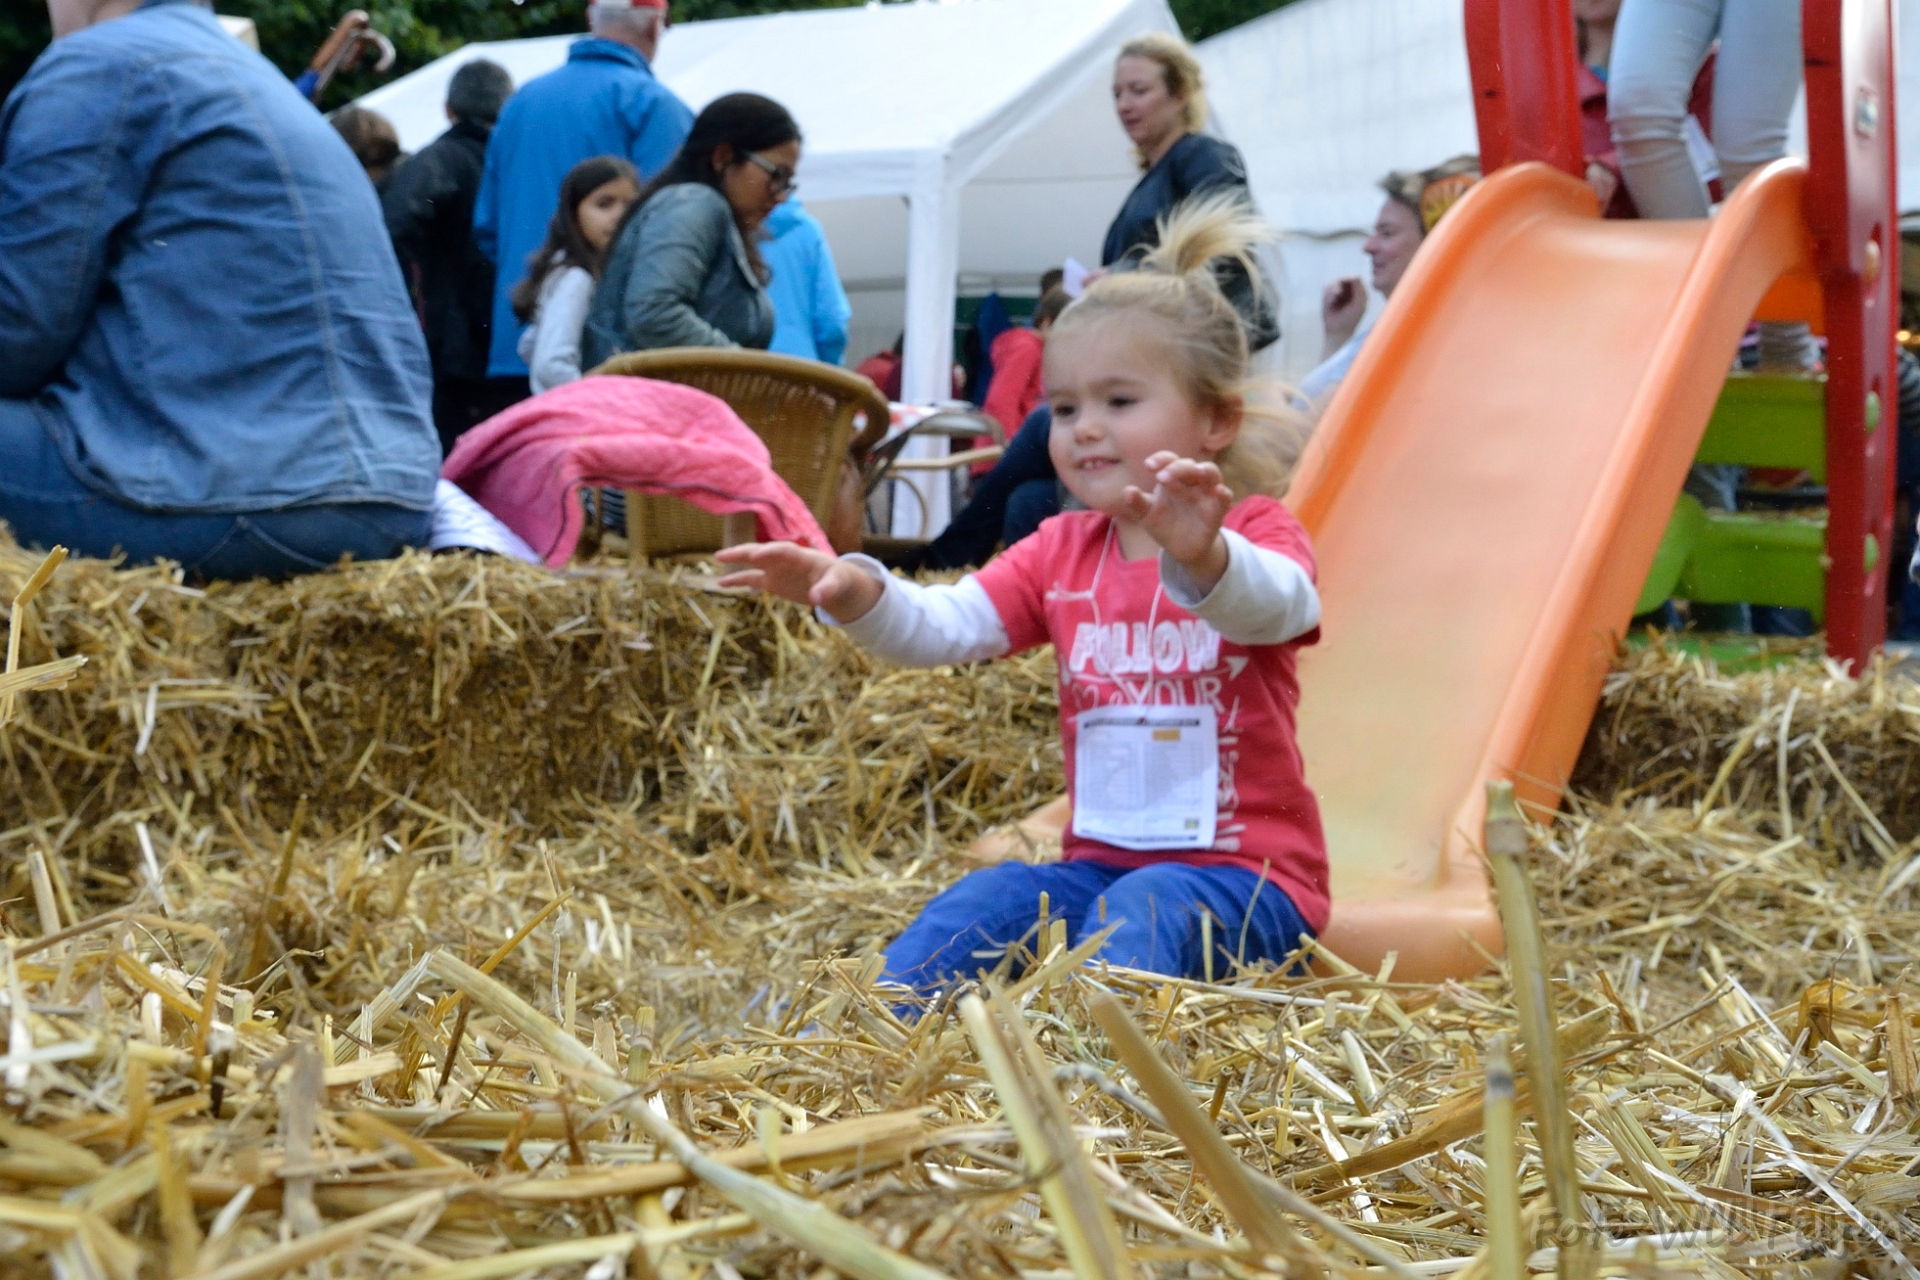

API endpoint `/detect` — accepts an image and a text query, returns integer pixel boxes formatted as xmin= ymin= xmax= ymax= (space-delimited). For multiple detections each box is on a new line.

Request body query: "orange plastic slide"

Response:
xmin=1293 ymin=158 xmax=1817 ymax=981
xmin=985 ymin=159 xmax=1819 ymax=982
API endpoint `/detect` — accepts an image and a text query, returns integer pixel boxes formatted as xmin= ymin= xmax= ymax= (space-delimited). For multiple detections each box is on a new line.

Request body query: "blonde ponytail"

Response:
xmin=1054 ymin=194 xmax=1306 ymax=498
xmin=1136 ymin=189 xmax=1268 ymax=283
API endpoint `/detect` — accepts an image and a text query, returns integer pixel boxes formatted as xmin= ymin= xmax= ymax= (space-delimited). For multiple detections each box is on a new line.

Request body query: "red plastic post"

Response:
xmin=1804 ymin=0 xmax=1898 ymax=669
xmin=1463 ymin=0 xmax=1586 ymax=176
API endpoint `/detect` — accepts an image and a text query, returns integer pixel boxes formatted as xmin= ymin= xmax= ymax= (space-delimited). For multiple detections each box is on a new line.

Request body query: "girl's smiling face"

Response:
xmin=1044 ymin=316 xmax=1239 ymax=520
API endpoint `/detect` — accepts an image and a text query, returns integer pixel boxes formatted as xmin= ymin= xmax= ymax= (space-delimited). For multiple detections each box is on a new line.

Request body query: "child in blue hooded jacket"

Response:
xmin=762 ymin=197 xmax=852 ymax=366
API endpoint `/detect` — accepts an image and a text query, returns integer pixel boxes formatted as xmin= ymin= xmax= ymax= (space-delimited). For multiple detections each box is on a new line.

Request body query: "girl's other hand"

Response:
xmin=714 ymin=542 xmax=885 ymax=622
xmin=1121 ymin=452 xmax=1233 ymax=592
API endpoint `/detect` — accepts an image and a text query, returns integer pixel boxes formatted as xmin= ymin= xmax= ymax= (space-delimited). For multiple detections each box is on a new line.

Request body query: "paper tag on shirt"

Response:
xmin=1072 ymin=704 xmax=1218 ymax=851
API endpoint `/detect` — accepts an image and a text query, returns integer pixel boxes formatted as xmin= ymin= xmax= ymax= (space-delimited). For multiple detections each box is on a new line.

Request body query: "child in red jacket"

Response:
xmin=979 ymin=288 xmax=1073 ymax=457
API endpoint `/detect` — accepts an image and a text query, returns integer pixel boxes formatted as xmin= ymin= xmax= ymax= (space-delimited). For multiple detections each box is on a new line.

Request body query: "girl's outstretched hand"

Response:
xmin=1121 ymin=451 xmax=1233 ymax=591
xmin=714 ymin=542 xmax=885 ymax=623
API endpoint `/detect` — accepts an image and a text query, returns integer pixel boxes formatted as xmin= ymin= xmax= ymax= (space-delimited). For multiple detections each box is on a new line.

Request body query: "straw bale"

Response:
xmin=0 ymin=543 xmax=1060 ymax=843
xmin=1 ymin=542 xmax=1917 ymax=1278
xmin=1574 ymin=641 xmax=1920 ymax=852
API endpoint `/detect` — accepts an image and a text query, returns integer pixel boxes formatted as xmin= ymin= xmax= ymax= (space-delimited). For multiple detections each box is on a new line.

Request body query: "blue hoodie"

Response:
xmin=761 ymin=198 xmax=852 ymax=366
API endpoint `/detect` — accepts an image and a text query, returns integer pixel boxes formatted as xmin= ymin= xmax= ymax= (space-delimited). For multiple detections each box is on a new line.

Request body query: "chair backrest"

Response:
xmin=588 ymin=349 xmax=890 ymax=556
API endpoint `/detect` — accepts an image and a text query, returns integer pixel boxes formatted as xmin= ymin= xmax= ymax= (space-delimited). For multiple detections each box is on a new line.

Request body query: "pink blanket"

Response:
xmin=443 ymin=375 xmax=831 ymax=566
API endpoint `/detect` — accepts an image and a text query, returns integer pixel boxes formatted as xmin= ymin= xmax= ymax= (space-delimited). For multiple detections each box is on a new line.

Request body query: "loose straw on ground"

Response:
xmin=1481 ymin=1034 xmax=1523 ymax=1280
xmin=3 ymin=545 xmax=67 ymax=725
xmin=426 ymin=951 xmax=948 ymax=1280
xmin=1485 ymin=781 xmax=1589 ymax=1279
xmin=0 ymin=541 xmax=1917 ymax=1278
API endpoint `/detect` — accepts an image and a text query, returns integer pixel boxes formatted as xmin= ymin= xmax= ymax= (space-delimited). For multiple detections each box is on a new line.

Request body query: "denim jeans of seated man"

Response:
xmin=0 ymin=402 xmax=428 ymax=582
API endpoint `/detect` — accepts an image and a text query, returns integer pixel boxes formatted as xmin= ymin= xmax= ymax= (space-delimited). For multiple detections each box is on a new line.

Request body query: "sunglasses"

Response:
xmin=743 ymin=151 xmax=797 ymax=196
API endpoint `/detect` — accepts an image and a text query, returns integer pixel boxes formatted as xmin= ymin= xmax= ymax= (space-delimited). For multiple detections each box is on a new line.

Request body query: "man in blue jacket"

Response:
xmin=0 ymin=0 xmax=441 ymax=579
xmin=763 ymin=197 xmax=852 ymax=366
xmin=473 ymin=0 xmax=693 ymax=383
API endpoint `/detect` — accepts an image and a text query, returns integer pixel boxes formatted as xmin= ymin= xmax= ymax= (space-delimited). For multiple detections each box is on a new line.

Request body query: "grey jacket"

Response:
xmin=584 ymin=183 xmax=775 ymax=367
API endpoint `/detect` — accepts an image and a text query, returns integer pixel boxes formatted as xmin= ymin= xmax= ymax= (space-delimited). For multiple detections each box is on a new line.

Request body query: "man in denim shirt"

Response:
xmin=0 ymin=0 xmax=441 ymax=579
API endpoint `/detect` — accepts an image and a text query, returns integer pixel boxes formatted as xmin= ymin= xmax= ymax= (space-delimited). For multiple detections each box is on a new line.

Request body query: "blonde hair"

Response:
xmin=1052 ymin=193 xmax=1307 ymax=499
xmin=1116 ymin=33 xmax=1208 ymax=165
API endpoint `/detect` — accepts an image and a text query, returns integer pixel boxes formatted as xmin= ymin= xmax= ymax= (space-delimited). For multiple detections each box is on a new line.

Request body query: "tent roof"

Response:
xmin=1198 ymin=0 xmax=1471 ymax=239
xmin=360 ymin=0 xmax=1173 ymax=206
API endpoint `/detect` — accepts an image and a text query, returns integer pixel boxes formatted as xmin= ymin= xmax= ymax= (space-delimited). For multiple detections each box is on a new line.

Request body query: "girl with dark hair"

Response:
xmin=513 ymin=156 xmax=640 ymax=394
xmin=583 ymin=93 xmax=801 ymax=364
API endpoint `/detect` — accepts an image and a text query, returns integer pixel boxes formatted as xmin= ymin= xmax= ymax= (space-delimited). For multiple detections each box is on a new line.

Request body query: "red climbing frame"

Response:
xmin=1805 ymin=0 xmax=1899 ymax=667
xmin=1462 ymin=0 xmax=1584 ymax=178
xmin=1463 ymin=0 xmax=1899 ymax=669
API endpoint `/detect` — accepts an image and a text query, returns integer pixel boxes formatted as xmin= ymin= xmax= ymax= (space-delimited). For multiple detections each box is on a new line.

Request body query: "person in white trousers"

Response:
xmin=1607 ymin=0 xmax=1812 ymax=371
xmin=1609 ymin=0 xmax=1814 ymax=632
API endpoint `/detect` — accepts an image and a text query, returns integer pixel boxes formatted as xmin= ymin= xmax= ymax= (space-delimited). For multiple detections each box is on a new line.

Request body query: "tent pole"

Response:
xmin=893 ymin=173 xmax=963 ymax=538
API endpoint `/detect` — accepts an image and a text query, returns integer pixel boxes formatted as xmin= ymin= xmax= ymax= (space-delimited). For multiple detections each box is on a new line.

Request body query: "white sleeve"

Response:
xmin=822 ymin=555 xmax=1011 ymax=666
xmin=526 ymin=268 xmax=593 ymax=395
xmin=1159 ymin=528 xmax=1320 ymax=645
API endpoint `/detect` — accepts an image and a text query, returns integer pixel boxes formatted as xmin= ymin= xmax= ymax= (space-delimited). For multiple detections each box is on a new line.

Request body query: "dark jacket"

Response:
xmin=583 ymin=183 xmax=774 ymax=368
xmin=0 ymin=0 xmax=437 ymax=514
xmin=1102 ymin=132 xmax=1278 ymax=351
xmin=383 ymin=118 xmax=495 ymax=383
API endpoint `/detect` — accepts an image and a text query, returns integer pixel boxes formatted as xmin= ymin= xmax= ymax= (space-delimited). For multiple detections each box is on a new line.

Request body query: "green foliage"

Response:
xmin=1171 ymin=0 xmax=1293 ymax=42
xmin=228 ymin=0 xmax=579 ymax=108
xmin=2 ymin=0 xmax=1295 ymax=113
xmin=222 ymin=0 xmax=884 ymax=108
xmin=2 ymin=5 xmax=53 ymax=103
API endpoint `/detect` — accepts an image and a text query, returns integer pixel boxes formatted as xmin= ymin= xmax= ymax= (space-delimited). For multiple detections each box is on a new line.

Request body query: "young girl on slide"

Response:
xmin=718 ymin=196 xmax=1328 ymax=993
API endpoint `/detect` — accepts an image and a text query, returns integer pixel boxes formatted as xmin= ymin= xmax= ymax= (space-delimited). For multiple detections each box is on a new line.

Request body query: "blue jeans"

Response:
xmin=881 ymin=859 xmax=1313 ymax=994
xmin=913 ymin=406 xmax=1059 ymax=570
xmin=0 ymin=401 xmax=430 ymax=581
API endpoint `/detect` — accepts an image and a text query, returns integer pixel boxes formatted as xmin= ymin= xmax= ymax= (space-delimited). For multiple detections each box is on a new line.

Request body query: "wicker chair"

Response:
xmin=587 ymin=349 xmax=890 ymax=560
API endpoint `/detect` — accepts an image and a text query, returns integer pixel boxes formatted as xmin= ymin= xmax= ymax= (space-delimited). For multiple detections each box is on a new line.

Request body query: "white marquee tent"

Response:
xmin=360 ymin=0 xmax=1187 ymax=533
xmin=1198 ymin=0 xmax=1477 ymax=377
xmin=1200 ymin=0 xmax=1915 ymax=379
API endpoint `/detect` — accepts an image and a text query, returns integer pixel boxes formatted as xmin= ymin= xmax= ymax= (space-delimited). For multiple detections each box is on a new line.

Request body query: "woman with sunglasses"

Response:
xmin=584 ymin=93 xmax=800 ymax=362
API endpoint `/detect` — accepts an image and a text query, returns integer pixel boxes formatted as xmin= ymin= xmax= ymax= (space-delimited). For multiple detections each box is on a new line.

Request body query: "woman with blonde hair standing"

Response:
xmin=907 ymin=31 xmax=1274 ymax=572
xmin=1103 ymin=32 xmax=1275 ymax=350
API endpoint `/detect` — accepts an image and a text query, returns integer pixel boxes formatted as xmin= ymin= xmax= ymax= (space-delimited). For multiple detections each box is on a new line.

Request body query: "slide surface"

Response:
xmin=1291 ymin=160 xmax=1818 ymax=980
